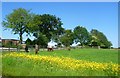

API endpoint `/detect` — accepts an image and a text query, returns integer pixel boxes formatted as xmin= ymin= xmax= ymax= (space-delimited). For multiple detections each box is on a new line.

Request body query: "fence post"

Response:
xmin=9 ymin=45 xmax=10 ymax=52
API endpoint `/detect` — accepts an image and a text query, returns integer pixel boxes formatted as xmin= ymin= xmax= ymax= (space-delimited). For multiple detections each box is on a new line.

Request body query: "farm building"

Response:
xmin=2 ymin=39 xmax=20 ymax=46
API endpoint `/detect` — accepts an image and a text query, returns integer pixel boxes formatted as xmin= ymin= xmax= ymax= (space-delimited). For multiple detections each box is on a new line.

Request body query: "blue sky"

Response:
xmin=1 ymin=2 xmax=118 ymax=47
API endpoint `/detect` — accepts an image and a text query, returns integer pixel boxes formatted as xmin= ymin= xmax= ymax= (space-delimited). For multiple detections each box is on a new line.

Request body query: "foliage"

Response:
xmin=90 ymin=29 xmax=112 ymax=48
xmin=40 ymin=14 xmax=63 ymax=41
xmin=51 ymin=27 xmax=65 ymax=44
xmin=2 ymin=8 xmax=33 ymax=44
xmin=28 ymin=14 xmax=42 ymax=33
xmin=25 ymin=38 xmax=33 ymax=45
xmin=30 ymin=14 xmax=64 ymax=42
xmin=74 ymin=26 xmax=91 ymax=46
xmin=57 ymin=42 xmax=62 ymax=48
xmin=0 ymin=42 xmax=1 ymax=47
xmin=2 ymin=8 xmax=112 ymax=48
xmin=2 ymin=41 xmax=17 ymax=48
xmin=33 ymin=33 xmax=48 ymax=46
xmin=60 ymin=30 xmax=74 ymax=47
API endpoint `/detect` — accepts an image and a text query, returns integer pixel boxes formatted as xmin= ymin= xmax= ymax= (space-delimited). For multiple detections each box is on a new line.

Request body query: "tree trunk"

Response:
xmin=19 ymin=31 xmax=22 ymax=44
xmin=80 ymin=42 xmax=83 ymax=48
xmin=98 ymin=46 xmax=100 ymax=49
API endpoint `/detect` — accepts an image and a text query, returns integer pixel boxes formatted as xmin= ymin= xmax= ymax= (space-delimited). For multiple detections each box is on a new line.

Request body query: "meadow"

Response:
xmin=2 ymin=48 xmax=119 ymax=76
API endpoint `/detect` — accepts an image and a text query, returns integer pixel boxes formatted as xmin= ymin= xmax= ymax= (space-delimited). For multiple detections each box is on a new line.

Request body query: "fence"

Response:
xmin=1 ymin=44 xmax=51 ymax=52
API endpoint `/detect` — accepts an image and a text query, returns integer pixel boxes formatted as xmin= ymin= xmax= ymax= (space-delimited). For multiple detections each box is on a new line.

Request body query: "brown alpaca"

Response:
xmin=47 ymin=48 xmax=53 ymax=51
xmin=35 ymin=44 xmax=39 ymax=54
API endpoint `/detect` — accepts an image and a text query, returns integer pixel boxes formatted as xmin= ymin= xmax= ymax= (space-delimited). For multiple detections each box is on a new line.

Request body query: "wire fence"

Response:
xmin=1 ymin=45 xmax=49 ymax=52
xmin=0 ymin=44 xmax=65 ymax=52
xmin=1 ymin=43 xmax=101 ymax=52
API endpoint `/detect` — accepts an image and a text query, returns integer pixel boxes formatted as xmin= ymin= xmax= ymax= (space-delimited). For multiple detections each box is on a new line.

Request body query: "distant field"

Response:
xmin=0 ymin=52 xmax=1 ymax=76
xmin=2 ymin=49 xmax=119 ymax=76
xmin=37 ymin=49 xmax=118 ymax=63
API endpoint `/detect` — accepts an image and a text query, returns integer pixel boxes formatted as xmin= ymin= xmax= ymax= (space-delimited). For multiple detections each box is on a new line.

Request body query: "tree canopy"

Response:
xmin=74 ymin=26 xmax=91 ymax=46
xmin=29 ymin=14 xmax=64 ymax=46
xmin=2 ymin=8 xmax=32 ymax=44
xmin=2 ymin=8 xmax=112 ymax=49
xmin=90 ymin=29 xmax=112 ymax=48
xmin=60 ymin=30 xmax=74 ymax=47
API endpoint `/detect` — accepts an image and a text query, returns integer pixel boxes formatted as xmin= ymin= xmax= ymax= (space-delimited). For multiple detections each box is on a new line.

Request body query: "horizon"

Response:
xmin=1 ymin=2 xmax=118 ymax=48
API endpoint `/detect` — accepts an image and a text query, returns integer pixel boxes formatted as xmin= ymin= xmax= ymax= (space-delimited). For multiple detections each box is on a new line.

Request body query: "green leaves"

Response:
xmin=2 ymin=8 xmax=33 ymax=44
xmin=33 ymin=33 xmax=48 ymax=46
xmin=60 ymin=30 xmax=74 ymax=47
xmin=29 ymin=14 xmax=64 ymax=46
xmin=90 ymin=29 xmax=112 ymax=48
xmin=73 ymin=26 xmax=90 ymax=46
xmin=2 ymin=8 xmax=112 ymax=49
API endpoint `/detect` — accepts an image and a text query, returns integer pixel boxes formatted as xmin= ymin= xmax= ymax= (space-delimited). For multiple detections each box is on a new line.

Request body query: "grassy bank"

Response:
xmin=2 ymin=49 xmax=119 ymax=76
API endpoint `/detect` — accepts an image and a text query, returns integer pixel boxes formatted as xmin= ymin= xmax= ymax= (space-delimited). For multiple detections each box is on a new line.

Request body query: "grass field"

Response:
xmin=2 ymin=48 xmax=119 ymax=76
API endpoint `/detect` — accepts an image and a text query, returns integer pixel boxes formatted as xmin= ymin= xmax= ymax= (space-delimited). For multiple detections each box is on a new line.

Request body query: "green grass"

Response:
xmin=2 ymin=48 xmax=119 ymax=76
xmin=0 ymin=52 xmax=2 ymax=76
xmin=33 ymin=48 xmax=118 ymax=63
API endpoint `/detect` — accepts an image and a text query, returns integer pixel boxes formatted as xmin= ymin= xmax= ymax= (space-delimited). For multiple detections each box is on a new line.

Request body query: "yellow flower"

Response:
xmin=2 ymin=52 xmax=119 ymax=75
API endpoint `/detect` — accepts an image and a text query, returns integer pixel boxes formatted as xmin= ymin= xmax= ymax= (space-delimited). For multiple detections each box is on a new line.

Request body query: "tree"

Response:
xmin=41 ymin=14 xmax=63 ymax=41
xmin=60 ymin=30 xmax=74 ymax=47
xmin=90 ymin=35 xmax=100 ymax=47
xmin=30 ymin=14 xmax=64 ymax=45
xmin=2 ymin=8 xmax=32 ymax=44
xmin=33 ymin=33 xmax=48 ymax=47
xmin=73 ymin=26 xmax=91 ymax=46
xmin=28 ymin=14 xmax=42 ymax=33
xmin=107 ymin=41 xmax=112 ymax=48
xmin=52 ymin=27 xmax=65 ymax=44
xmin=90 ymin=29 xmax=112 ymax=48
xmin=25 ymin=38 xmax=33 ymax=45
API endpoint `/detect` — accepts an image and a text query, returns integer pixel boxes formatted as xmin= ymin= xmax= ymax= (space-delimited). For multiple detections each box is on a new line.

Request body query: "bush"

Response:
xmin=2 ymin=41 xmax=17 ymax=48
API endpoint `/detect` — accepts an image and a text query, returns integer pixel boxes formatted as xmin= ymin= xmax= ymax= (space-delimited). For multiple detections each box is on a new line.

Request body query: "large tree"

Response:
xmin=60 ymin=30 xmax=74 ymax=47
xmin=90 ymin=29 xmax=112 ymax=48
xmin=2 ymin=8 xmax=32 ymax=44
xmin=30 ymin=14 xmax=64 ymax=45
xmin=52 ymin=27 xmax=65 ymax=44
xmin=33 ymin=33 xmax=48 ymax=46
xmin=40 ymin=14 xmax=63 ymax=41
xmin=25 ymin=38 xmax=33 ymax=45
xmin=73 ymin=26 xmax=91 ymax=46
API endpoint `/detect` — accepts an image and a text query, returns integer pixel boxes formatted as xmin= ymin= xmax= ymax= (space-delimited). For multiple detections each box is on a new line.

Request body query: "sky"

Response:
xmin=1 ymin=0 xmax=119 ymax=2
xmin=1 ymin=2 xmax=118 ymax=48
